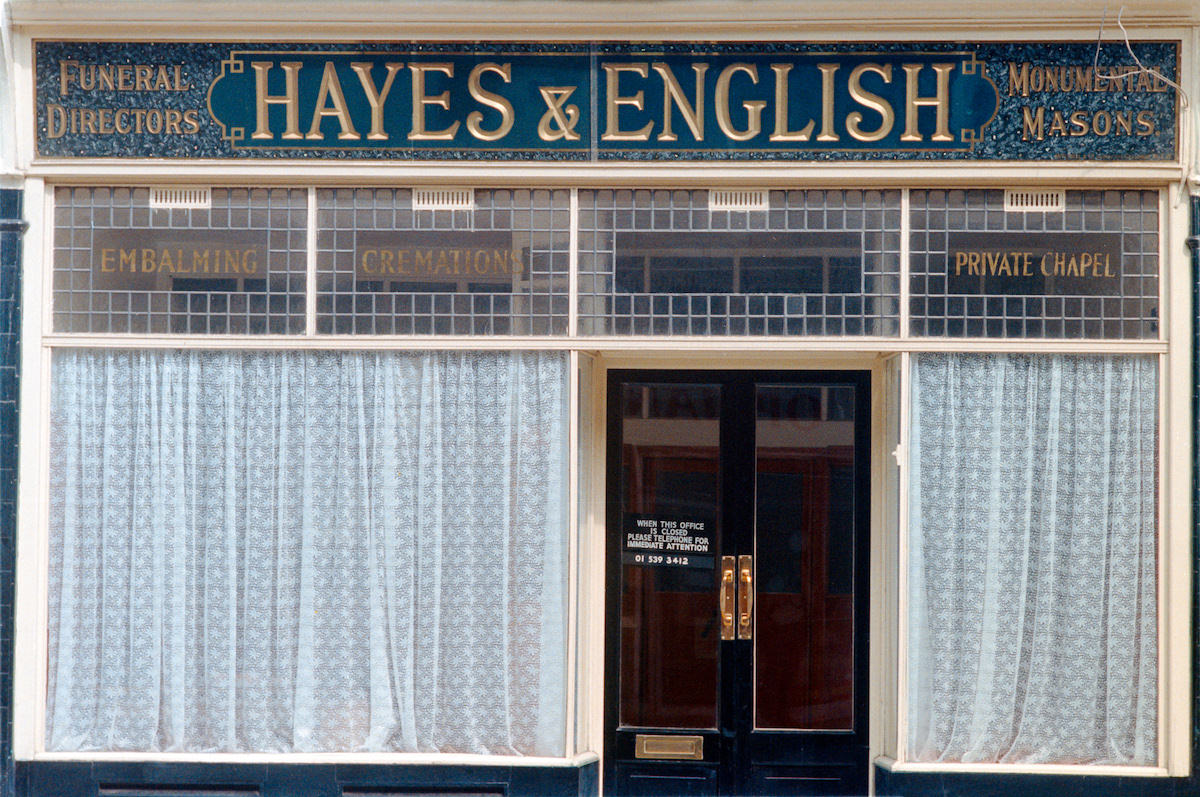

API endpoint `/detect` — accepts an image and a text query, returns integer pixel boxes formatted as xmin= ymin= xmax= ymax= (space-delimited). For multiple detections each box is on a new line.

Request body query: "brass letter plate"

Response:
xmin=634 ymin=734 xmax=703 ymax=760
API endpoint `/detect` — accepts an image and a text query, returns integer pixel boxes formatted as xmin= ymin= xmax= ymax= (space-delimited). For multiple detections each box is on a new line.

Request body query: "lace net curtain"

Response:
xmin=908 ymin=353 xmax=1157 ymax=765
xmin=47 ymin=349 xmax=568 ymax=755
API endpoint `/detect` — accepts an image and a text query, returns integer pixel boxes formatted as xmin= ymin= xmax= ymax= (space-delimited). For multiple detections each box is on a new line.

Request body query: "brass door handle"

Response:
xmin=737 ymin=555 xmax=753 ymax=640
xmin=719 ymin=556 xmax=736 ymax=640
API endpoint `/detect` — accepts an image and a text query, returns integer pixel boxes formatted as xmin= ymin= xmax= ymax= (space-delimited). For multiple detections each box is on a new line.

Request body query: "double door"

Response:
xmin=604 ymin=370 xmax=869 ymax=796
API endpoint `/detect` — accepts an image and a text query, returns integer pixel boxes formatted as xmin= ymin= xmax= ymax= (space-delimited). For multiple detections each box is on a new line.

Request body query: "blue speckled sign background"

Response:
xmin=34 ymin=40 xmax=1179 ymax=161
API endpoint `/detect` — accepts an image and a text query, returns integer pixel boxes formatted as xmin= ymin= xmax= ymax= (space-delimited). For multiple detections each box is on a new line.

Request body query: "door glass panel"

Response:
xmin=754 ymin=385 xmax=855 ymax=730
xmin=619 ymin=384 xmax=721 ymax=729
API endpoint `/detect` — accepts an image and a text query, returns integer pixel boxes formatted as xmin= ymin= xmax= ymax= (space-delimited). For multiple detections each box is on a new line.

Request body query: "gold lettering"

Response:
xmin=901 ymin=63 xmax=954 ymax=142
xmin=362 ymin=250 xmax=379 ymax=275
xmin=100 ymin=249 xmax=116 ymax=272
xmin=47 ymin=104 xmax=68 ymax=139
xmin=817 ymin=63 xmax=840 ymax=142
xmin=1136 ymin=110 xmax=1156 ymax=136
xmin=134 ymin=65 xmax=153 ymax=92
xmin=1115 ymin=111 xmax=1133 ymax=136
xmin=152 ymin=65 xmax=172 ymax=91
xmin=714 ymin=63 xmax=764 ymax=142
xmin=1048 ymin=110 xmax=1068 ymax=137
xmin=1080 ymin=252 xmax=1095 ymax=276
xmin=602 ymin=63 xmax=653 ymax=141
xmin=409 ymin=63 xmax=460 ymax=141
xmin=1069 ymin=110 xmax=1090 ymax=136
xmin=306 ymin=61 xmax=360 ymax=140
xmin=769 ymin=64 xmax=814 ymax=142
xmin=466 ymin=62 xmax=515 ymax=142
xmin=846 ymin=63 xmax=894 ymax=143
xmin=1072 ymin=66 xmax=1094 ymax=92
xmin=251 ymin=61 xmax=303 ymax=140
xmin=1008 ymin=62 xmax=1029 ymax=97
xmin=652 ymin=62 xmax=707 ymax=142
xmin=1022 ymin=106 xmax=1045 ymax=141
xmin=59 ymin=60 xmax=79 ymax=96
xmin=350 ymin=61 xmax=404 ymax=141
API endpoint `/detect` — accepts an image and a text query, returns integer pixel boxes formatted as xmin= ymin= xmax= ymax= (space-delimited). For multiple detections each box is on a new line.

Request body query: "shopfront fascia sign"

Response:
xmin=35 ymin=41 xmax=1179 ymax=161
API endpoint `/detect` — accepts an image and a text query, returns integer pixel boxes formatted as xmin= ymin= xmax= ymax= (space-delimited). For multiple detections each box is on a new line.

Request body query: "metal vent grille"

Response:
xmin=1004 ymin=189 xmax=1065 ymax=213
xmin=149 ymin=185 xmax=212 ymax=209
xmin=412 ymin=187 xmax=475 ymax=210
xmin=709 ymin=189 xmax=769 ymax=212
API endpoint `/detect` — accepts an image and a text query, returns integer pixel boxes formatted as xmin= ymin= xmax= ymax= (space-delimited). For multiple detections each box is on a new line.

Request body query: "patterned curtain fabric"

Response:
xmin=46 ymin=349 xmax=568 ymax=755
xmin=908 ymin=353 xmax=1157 ymax=765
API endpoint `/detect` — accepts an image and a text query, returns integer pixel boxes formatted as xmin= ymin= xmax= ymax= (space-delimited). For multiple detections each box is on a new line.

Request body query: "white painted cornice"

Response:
xmin=7 ymin=0 xmax=1200 ymax=38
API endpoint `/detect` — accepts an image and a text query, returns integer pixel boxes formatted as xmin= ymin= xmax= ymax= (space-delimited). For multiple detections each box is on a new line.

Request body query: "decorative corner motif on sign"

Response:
xmin=964 ymin=52 xmax=1000 ymax=150
xmin=207 ymin=54 xmax=247 ymax=148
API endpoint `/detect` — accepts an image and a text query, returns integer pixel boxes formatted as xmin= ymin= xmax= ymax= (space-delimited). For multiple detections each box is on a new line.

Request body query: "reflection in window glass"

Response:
xmin=579 ymin=190 xmax=901 ymax=336
xmin=52 ymin=187 xmax=307 ymax=334
xmin=754 ymin=385 xmax=856 ymax=731
xmin=316 ymin=188 xmax=569 ymax=335
xmin=909 ymin=190 xmax=1158 ymax=338
xmin=619 ymin=383 xmax=721 ymax=730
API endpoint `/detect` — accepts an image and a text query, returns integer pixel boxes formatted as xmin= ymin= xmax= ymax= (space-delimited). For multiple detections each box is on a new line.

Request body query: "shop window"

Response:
xmin=52 ymin=187 xmax=307 ymax=334
xmin=909 ymin=190 xmax=1159 ymax=338
xmin=578 ymin=189 xmax=901 ymax=336
xmin=45 ymin=348 xmax=568 ymax=755
xmin=907 ymin=353 xmax=1157 ymax=764
xmin=316 ymin=188 xmax=570 ymax=335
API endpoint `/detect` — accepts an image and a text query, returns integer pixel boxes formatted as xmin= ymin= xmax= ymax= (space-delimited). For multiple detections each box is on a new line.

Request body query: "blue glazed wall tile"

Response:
xmin=0 ymin=188 xmax=21 ymax=797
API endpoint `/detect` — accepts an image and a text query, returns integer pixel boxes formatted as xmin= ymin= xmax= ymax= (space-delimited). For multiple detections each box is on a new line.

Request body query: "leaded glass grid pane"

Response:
xmin=909 ymin=189 xmax=1159 ymax=339
xmin=52 ymin=187 xmax=307 ymax=334
xmin=578 ymin=190 xmax=902 ymax=336
xmin=316 ymin=188 xmax=570 ymax=335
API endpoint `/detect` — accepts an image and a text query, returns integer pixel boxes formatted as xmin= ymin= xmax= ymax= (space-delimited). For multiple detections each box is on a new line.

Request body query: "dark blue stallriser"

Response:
xmin=15 ymin=760 xmax=598 ymax=797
